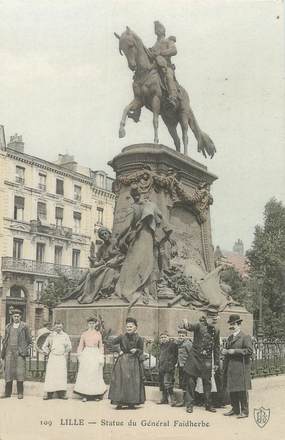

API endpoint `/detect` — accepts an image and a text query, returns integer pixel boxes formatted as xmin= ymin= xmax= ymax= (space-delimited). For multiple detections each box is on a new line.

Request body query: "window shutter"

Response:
xmin=55 ymin=207 xmax=64 ymax=219
xmin=37 ymin=202 xmax=47 ymax=217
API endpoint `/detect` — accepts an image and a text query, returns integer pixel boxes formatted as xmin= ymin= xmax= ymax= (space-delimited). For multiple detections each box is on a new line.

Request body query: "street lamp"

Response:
xmin=256 ymin=272 xmax=264 ymax=341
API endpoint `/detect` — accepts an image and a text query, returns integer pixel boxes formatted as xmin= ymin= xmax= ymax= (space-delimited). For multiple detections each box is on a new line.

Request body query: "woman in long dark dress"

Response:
xmin=108 ymin=317 xmax=145 ymax=409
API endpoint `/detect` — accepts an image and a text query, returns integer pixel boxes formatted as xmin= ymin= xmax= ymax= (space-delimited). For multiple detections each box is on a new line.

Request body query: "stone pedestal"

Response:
xmin=55 ymin=299 xmax=253 ymax=341
xmin=56 ymin=144 xmax=253 ymax=341
xmin=109 ymin=143 xmax=217 ymax=273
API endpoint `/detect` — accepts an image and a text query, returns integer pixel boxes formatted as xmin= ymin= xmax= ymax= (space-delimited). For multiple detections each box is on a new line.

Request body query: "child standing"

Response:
xmin=157 ymin=331 xmax=178 ymax=407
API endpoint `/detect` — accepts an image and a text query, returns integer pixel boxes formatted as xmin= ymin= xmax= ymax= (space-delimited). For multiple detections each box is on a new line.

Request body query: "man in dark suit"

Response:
xmin=179 ymin=309 xmax=220 ymax=413
xmin=0 ymin=309 xmax=32 ymax=399
xmin=222 ymin=314 xmax=253 ymax=418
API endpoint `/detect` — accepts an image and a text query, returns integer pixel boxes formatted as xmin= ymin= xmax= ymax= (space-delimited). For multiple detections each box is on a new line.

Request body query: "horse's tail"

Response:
xmin=187 ymin=105 xmax=216 ymax=159
xmin=197 ymin=131 xmax=217 ymax=159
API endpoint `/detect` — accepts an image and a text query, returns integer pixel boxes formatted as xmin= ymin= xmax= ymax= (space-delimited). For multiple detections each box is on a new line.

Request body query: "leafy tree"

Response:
xmin=246 ymin=198 xmax=285 ymax=338
xmin=220 ymin=266 xmax=251 ymax=308
xmin=39 ymin=271 xmax=81 ymax=313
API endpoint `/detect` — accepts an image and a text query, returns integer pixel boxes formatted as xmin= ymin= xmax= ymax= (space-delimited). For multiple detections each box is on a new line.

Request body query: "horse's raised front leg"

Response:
xmin=119 ymin=99 xmax=142 ymax=138
xmin=152 ymin=96 xmax=160 ymax=144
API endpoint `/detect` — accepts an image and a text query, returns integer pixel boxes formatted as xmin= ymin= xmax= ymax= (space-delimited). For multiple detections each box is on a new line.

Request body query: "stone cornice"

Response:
xmin=6 ymin=147 xmax=115 ymax=197
xmin=109 ymin=143 xmax=218 ymax=185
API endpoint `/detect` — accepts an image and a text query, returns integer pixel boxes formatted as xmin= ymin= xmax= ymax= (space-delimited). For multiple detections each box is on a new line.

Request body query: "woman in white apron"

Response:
xmin=74 ymin=317 xmax=106 ymax=402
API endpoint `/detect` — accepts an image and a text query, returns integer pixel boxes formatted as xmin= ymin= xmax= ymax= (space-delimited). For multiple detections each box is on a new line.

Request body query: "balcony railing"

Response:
xmin=30 ymin=220 xmax=72 ymax=238
xmin=1 ymin=257 xmax=86 ymax=278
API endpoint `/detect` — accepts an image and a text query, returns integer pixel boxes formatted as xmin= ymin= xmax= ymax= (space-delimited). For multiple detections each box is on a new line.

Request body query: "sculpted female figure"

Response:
xmin=65 ymin=227 xmax=124 ymax=304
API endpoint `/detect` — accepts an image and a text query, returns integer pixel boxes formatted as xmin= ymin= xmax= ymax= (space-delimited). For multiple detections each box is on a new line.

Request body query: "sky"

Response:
xmin=0 ymin=0 xmax=284 ymax=252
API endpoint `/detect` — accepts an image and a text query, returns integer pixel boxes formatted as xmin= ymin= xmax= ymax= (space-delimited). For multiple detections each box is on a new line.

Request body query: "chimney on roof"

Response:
xmin=56 ymin=153 xmax=78 ymax=172
xmin=7 ymin=133 xmax=24 ymax=153
xmin=0 ymin=125 xmax=7 ymax=151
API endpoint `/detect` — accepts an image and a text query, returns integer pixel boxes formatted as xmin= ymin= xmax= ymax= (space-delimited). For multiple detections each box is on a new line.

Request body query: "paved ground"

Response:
xmin=0 ymin=375 xmax=284 ymax=440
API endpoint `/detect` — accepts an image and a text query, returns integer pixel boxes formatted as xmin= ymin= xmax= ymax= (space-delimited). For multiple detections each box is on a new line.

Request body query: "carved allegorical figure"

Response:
xmin=114 ymin=22 xmax=216 ymax=158
xmin=65 ymin=227 xmax=124 ymax=304
xmin=115 ymin=186 xmax=174 ymax=307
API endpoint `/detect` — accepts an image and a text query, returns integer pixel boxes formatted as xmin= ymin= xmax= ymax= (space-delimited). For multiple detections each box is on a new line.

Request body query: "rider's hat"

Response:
xmin=154 ymin=21 xmax=166 ymax=36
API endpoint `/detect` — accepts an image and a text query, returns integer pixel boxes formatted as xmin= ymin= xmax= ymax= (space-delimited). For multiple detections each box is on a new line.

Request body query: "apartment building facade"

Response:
xmin=0 ymin=126 xmax=115 ymax=336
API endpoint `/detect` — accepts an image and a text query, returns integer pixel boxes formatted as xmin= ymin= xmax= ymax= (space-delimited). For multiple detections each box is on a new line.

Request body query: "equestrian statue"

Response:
xmin=114 ymin=21 xmax=216 ymax=158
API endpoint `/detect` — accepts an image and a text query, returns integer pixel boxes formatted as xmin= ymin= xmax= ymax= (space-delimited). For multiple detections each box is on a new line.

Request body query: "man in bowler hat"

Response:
xmin=222 ymin=314 xmax=253 ymax=418
xmin=0 ymin=309 xmax=32 ymax=399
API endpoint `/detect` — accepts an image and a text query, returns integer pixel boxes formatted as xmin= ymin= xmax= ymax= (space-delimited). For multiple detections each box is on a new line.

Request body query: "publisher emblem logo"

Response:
xmin=254 ymin=407 xmax=270 ymax=428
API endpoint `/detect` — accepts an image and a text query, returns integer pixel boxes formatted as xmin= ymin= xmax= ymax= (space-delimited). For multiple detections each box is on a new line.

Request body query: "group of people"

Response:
xmin=157 ymin=311 xmax=252 ymax=419
xmin=0 ymin=308 xmax=252 ymax=419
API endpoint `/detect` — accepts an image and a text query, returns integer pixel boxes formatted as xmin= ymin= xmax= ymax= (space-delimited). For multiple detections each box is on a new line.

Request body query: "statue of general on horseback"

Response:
xmin=114 ymin=21 xmax=216 ymax=158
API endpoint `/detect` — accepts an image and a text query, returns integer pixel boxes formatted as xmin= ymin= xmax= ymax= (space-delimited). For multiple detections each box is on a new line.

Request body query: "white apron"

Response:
xmin=74 ymin=347 xmax=106 ymax=396
xmin=44 ymin=353 xmax=67 ymax=392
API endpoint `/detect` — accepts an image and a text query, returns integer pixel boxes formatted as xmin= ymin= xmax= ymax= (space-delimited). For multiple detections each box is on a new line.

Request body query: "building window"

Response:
xmin=54 ymin=246 xmax=63 ymax=265
xmin=98 ymin=174 xmax=105 ymax=188
xmin=74 ymin=185 xmax=81 ymax=201
xmin=56 ymin=179 xmax=64 ymax=195
xmin=13 ymin=238 xmax=23 ymax=259
xmin=16 ymin=166 xmax=25 ymax=184
xmin=38 ymin=173 xmax=46 ymax=191
xmin=35 ymin=281 xmax=44 ymax=301
xmin=9 ymin=286 xmax=25 ymax=299
xmin=55 ymin=206 xmax=64 ymax=227
xmin=72 ymin=249 xmax=80 ymax=268
xmin=14 ymin=196 xmax=25 ymax=221
xmin=73 ymin=211 xmax=81 ymax=233
xmin=36 ymin=243 xmax=45 ymax=263
xmin=37 ymin=202 xmax=47 ymax=220
xmin=97 ymin=207 xmax=104 ymax=225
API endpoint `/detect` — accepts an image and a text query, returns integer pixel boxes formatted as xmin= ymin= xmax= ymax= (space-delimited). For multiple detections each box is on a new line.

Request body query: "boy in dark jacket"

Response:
xmin=157 ymin=331 xmax=178 ymax=406
xmin=176 ymin=329 xmax=192 ymax=407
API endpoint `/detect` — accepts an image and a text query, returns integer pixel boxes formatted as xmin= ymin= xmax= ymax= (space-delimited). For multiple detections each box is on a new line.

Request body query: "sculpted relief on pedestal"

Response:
xmin=64 ymin=167 xmax=235 ymax=312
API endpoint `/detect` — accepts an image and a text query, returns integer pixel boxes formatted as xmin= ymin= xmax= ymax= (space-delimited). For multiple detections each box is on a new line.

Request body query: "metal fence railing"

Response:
xmin=251 ymin=340 xmax=285 ymax=378
xmin=1 ymin=338 xmax=285 ymax=386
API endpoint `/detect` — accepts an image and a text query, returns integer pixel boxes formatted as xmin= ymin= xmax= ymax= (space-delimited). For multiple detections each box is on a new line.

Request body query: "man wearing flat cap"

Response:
xmin=222 ymin=314 xmax=253 ymax=418
xmin=1 ymin=309 xmax=32 ymax=399
xmin=179 ymin=309 xmax=220 ymax=413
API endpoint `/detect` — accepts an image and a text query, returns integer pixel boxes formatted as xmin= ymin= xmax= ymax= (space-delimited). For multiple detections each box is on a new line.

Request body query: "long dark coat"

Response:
xmin=1 ymin=322 xmax=32 ymax=359
xmin=183 ymin=322 xmax=220 ymax=379
xmin=223 ymin=331 xmax=253 ymax=392
xmin=1 ymin=322 xmax=32 ymax=382
xmin=108 ymin=333 xmax=146 ymax=405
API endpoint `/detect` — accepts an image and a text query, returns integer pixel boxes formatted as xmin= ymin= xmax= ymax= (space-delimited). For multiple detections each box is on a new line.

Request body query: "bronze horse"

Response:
xmin=115 ymin=27 xmax=216 ymax=158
